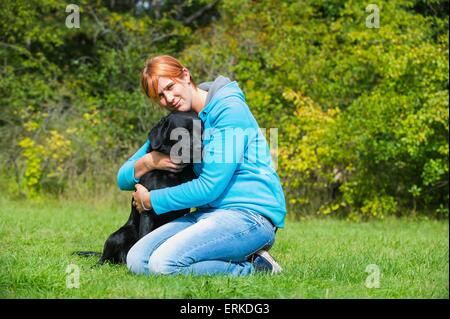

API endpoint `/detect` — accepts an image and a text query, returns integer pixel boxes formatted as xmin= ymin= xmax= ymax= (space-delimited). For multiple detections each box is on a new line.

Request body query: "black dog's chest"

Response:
xmin=140 ymin=168 xmax=196 ymax=191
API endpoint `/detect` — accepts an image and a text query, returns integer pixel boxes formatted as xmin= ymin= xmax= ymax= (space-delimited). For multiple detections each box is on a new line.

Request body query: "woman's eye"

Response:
xmin=158 ymin=83 xmax=174 ymax=101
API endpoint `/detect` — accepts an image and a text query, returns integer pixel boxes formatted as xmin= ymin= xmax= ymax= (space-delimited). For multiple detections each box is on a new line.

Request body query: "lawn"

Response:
xmin=0 ymin=195 xmax=448 ymax=298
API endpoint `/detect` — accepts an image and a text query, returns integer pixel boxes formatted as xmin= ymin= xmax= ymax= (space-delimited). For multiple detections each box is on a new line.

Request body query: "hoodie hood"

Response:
xmin=198 ymin=75 xmax=232 ymax=106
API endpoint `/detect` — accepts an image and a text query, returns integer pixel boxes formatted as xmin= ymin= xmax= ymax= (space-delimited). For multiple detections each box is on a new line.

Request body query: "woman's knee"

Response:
xmin=148 ymin=248 xmax=184 ymax=275
xmin=126 ymin=245 xmax=147 ymax=275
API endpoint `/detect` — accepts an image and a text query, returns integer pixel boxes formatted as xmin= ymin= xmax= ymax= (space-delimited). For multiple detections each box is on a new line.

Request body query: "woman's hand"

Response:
xmin=132 ymin=184 xmax=152 ymax=213
xmin=134 ymin=151 xmax=187 ymax=179
xmin=144 ymin=151 xmax=187 ymax=173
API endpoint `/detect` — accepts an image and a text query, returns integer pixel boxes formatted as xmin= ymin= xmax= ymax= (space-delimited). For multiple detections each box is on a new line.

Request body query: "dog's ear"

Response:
xmin=184 ymin=111 xmax=203 ymax=163
xmin=167 ymin=111 xmax=200 ymax=162
xmin=148 ymin=116 xmax=170 ymax=152
xmin=146 ymin=137 xmax=153 ymax=153
xmin=147 ymin=111 xmax=202 ymax=158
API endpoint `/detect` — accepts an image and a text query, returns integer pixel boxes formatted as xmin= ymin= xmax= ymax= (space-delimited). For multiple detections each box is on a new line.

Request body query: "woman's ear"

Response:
xmin=182 ymin=68 xmax=191 ymax=84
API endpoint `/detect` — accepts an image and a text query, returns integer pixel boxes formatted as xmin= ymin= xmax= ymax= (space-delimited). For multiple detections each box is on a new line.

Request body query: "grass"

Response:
xmin=0 ymin=194 xmax=448 ymax=299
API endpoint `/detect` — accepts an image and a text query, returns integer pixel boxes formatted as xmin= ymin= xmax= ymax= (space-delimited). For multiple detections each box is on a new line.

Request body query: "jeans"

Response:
xmin=126 ymin=208 xmax=276 ymax=276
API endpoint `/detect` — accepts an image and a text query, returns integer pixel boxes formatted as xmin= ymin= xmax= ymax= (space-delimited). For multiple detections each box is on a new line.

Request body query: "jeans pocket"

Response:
xmin=242 ymin=209 xmax=265 ymax=225
xmin=254 ymin=212 xmax=276 ymax=234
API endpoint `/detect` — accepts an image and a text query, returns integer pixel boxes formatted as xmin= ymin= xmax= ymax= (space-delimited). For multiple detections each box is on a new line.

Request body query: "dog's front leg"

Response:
xmin=138 ymin=211 xmax=155 ymax=239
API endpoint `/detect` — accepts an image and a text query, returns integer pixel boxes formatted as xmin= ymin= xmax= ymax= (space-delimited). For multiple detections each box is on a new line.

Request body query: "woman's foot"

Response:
xmin=252 ymin=250 xmax=283 ymax=274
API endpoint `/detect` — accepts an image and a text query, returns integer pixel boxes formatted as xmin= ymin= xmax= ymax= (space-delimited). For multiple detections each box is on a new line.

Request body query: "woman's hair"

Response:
xmin=141 ymin=55 xmax=196 ymax=101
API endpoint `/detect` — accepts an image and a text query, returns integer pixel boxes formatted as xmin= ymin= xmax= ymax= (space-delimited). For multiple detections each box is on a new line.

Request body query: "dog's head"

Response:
xmin=147 ymin=111 xmax=202 ymax=164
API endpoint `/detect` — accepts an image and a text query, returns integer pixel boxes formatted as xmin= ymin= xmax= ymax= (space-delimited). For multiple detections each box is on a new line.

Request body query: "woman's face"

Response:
xmin=156 ymin=71 xmax=192 ymax=112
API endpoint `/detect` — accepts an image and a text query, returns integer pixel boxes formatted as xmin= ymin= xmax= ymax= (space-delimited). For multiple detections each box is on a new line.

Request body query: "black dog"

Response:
xmin=75 ymin=111 xmax=201 ymax=264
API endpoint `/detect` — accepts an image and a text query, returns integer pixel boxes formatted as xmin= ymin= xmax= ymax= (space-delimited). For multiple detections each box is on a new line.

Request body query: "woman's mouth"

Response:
xmin=174 ymin=99 xmax=181 ymax=109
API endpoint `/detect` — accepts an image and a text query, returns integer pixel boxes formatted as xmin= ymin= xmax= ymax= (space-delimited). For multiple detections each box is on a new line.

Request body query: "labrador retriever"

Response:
xmin=75 ymin=111 xmax=201 ymax=264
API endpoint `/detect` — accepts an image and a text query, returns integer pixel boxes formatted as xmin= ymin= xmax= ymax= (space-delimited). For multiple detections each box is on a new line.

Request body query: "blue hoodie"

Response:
xmin=117 ymin=77 xmax=287 ymax=228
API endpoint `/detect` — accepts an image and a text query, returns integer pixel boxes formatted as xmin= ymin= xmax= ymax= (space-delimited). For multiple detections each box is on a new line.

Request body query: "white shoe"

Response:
xmin=253 ymin=250 xmax=283 ymax=274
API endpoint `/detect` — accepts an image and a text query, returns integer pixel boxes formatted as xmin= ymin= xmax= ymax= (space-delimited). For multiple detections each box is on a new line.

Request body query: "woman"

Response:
xmin=119 ymin=55 xmax=286 ymax=276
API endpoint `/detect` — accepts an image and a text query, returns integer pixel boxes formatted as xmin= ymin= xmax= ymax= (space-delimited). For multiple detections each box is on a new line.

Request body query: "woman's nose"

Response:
xmin=164 ymin=92 xmax=174 ymax=104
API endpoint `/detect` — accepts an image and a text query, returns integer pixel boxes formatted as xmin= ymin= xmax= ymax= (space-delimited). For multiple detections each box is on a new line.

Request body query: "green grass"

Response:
xmin=0 ymin=195 xmax=448 ymax=298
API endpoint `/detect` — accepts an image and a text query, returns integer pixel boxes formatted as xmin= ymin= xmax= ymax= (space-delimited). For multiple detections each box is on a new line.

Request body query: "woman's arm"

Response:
xmin=117 ymin=139 xmax=187 ymax=191
xmin=133 ymin=153 xmax=155 ymax=179
xmin=117 ymin=140 xmax=150 ymax=191
xmin=148 ymin=103 xmax=249 ymax=213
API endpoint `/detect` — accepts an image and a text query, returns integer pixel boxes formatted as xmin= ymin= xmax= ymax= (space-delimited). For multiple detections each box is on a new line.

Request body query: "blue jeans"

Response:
xmin=126 ymin=208 xmax=276 ymax=276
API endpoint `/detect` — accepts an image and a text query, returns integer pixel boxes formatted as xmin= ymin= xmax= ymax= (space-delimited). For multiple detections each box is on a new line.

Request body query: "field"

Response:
xmin=0 ymin=195 xmax=448 ymax=299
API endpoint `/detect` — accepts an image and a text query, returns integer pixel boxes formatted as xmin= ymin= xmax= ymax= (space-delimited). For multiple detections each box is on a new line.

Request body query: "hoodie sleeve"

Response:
xmin=117 ymin=139 xmax=150 ymax=191
xmin=150 ymin=103 xmax=250 ymax=214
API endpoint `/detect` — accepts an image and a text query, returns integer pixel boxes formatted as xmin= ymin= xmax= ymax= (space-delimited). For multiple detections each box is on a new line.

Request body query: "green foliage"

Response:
xmin=0 ymin=0 xmax=217 ymax=197
xmin=182 ymin=0 xmax=449 ymax=219
xmin=0 ymin=0 xmax=448 ymax=218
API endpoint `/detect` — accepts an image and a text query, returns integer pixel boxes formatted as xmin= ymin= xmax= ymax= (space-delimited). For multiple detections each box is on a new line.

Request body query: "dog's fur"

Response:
xmin=75 ymin=111 xmax=201 ymax=264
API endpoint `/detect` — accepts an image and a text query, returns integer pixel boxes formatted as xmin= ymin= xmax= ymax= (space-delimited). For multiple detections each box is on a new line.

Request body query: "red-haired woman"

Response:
xmin=119 ymin=55 xmax=286 ymax=276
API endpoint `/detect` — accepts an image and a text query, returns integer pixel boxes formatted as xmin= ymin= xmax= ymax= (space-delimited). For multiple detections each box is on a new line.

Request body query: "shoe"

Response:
xmin=252 ymin=250 xmax=283 ymax=274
